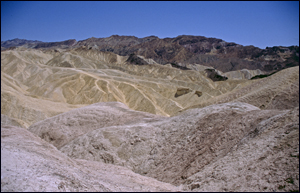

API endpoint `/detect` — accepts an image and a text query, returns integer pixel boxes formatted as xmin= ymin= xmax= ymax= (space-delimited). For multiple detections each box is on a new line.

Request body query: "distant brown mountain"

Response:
xmin=1 ymin=35 xmax=299 ymax=73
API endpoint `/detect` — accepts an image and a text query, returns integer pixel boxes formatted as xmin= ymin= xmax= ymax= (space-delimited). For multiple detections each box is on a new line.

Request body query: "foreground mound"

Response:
xmin=182 ymin=107 xmax=299 ymax=192
xmin=26 ymin=101 xmax=299 ymax=191
xmin=1 ymin=125 xmax=180 ymax=192
xmin=28 ymin=102 xmax=163 ymax=149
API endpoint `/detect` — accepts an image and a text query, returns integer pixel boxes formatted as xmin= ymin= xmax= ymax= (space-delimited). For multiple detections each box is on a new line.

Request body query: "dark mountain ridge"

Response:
xmin=2 ymin=35 xmax=298 ymax=73
xmin=1 ymin=38 xmax=43 ymax=48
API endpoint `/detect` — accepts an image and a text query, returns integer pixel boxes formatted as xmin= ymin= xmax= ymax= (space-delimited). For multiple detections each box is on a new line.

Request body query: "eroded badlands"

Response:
xmin=1 ymin=47 xmax=299 ymax=192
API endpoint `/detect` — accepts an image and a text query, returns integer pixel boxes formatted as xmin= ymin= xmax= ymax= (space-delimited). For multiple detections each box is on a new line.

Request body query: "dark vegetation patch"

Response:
xmin=251 ymin=71 xmax=278 ymax=80
xmin=290 ymin=154 xmax=299 ymax=158
xmin=285 ymin=178 xmax=294 ymax=184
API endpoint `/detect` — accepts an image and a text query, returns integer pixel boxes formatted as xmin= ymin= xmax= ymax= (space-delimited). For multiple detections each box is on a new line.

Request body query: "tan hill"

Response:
xmin=1 ymin=47 xmax=298 ymax=128
xmin=178 ymin=65 xmax=299 ymax=114
xmin=2 ymin=47 xmax=259 ymax=128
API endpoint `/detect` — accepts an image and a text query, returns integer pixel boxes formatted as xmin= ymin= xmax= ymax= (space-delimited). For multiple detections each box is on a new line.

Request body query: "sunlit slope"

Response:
xmin=178 ymin=66 xmax=299 ymax=114
xmin=1 ymin=70 xmax=85 ymax=128
xmin=1 ymin=48 xmax=254 ymax=127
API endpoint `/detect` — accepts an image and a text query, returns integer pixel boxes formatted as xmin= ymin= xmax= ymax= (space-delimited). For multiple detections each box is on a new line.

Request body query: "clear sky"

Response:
xmin=1 ymin=1 xmax=299 ymax=49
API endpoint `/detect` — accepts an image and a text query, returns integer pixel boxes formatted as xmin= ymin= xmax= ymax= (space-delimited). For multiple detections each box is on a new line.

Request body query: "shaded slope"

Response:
xmin=183 ymin=107 xmax=299 ymax=192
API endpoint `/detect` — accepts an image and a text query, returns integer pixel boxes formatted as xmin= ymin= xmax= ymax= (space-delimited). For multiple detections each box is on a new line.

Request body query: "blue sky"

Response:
xmin=1 ymin=1 xmax=299 ymax=49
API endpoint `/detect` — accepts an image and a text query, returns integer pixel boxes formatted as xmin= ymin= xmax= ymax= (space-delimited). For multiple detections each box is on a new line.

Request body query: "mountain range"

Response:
xmin=2 ymin=35 xmax=299 ymax=74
